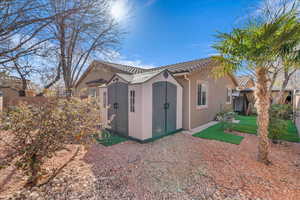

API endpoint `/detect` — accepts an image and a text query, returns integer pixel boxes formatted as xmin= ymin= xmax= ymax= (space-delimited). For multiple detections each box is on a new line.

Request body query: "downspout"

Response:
xmin=184 ymin=74 xmax=191 ymax=130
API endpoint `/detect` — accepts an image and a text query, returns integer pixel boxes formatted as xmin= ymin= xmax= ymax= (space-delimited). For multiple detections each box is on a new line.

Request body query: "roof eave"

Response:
xmin=172 ymin=71 xmax=190 ymax=76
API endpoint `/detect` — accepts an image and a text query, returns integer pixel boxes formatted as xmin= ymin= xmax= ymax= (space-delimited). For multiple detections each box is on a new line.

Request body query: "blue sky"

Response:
xmin=110 ymin=0 xmax=261 ymax=68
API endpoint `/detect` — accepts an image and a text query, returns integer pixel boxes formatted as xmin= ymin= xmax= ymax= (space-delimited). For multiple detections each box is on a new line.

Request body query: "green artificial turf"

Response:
xmin=231 ymin=115 xmax=258 ymax=134
xmin=193 ymin=115 xmax=300 ymax=144
xmin=96 ymin=130 xmax=128 ymax=146
xmin=278 ymin=120 xmax=300 ymax=143
xmin=193 ymin=123 xmax=244 ymax=145
xmin=231 ymin=115 xmax=300 ymax=143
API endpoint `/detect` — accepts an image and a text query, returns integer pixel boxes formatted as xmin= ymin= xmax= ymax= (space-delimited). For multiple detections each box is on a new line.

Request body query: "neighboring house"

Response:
xmin=234 ymin=71 xmax=300 ymax=114
xmin=75 ymin=61 xmax=145 ymax=98
xmin=236 ymin=76 xmax=255 ymax=90
xmin=233 ymin=76 xmax=255 ymax=114
xmin=0 ymin=73 xmax=36 ymax=108
xmin=75 ymin=57 xmax=238 ymax=142
xmin=271 ymin=70 xmax=300 ymax=104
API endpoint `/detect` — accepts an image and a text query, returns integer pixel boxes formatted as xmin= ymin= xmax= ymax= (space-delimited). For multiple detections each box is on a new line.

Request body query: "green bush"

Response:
xmin=270 ymin=104 xmax=293 ymax=120
xmin=268 ymin=117 xmax=288 ymax=143
xmin=268 ymin=104 xmax=290 ymax=143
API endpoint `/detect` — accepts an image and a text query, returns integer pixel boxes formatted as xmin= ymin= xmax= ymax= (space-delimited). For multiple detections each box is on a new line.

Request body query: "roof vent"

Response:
xmin=163 ymin=71 xmax=169 ymax=79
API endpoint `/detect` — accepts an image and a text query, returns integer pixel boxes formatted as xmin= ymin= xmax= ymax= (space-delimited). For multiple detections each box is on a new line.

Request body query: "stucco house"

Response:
xmin=75 ymin=57 xmax=238 ymax=142
xmin=75 ymin=61 xmax=145 ymax=98
xmin=233 ymin=76 xmax=255 ymax=114
xmin=234 ymin=71 xmax=300 ymax=115
xmin=0 ymin=73 xmax=37 ymax=109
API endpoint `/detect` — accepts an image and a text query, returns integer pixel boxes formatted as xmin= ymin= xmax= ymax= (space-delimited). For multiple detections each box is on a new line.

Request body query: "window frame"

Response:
xmin=196 ymin=81 xmax=208 ymax=109
xmin=88 ymin=87 xmax=97 ymax=98
xmin=103 ymin=91 xmax=107 ymax=108
xmin=226 ymin=88 xmax=232 ymax=104
xmin=130 ymin=90 xmax=135 ymax=112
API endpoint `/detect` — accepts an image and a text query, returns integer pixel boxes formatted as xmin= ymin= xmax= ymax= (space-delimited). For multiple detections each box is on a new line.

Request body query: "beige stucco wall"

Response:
xmin=294 ymin=94 xmax=300 ymax=112
xmin=189 ymin=70 xmax=235 ymax=129
xmin=175 ymin=76 xmax=190 ymax=130
xmin=175 ymin=68 xmax=235 ymax=130
xmin=75 ymin=62 xmax=128 ymax=97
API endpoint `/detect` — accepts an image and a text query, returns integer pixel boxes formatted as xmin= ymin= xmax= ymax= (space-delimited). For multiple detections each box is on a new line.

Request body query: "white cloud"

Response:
xmin=145 ymin=0 xmax=157 ymax=7
xmin=110 ymin=0 xmax=130 ymax=22
xmin=115 ymin=59 xmax=155 ymax=69
xmin=207 ymin=53 xmax=220 ymax=57
xmin=96 ymin=49 xmax=156 ymax=69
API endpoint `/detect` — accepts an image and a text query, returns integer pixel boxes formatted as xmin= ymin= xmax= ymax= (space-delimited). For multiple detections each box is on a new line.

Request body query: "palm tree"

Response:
xmin=212 ymin=12 xmax=300 ymax=164
xmin=260 ymin=0 xmax=300 ymax=104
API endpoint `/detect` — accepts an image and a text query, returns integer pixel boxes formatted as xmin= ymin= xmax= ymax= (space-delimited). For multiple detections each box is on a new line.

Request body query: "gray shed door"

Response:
xmin=107 ymin=82 xmax=128 ymax=136
xmin=152 ymin=81 xmax=177 ymax=137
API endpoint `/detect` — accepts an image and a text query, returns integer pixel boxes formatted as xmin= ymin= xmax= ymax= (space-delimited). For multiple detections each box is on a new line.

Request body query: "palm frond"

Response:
xmin=211 ymin=55 xmax=241 ymax=78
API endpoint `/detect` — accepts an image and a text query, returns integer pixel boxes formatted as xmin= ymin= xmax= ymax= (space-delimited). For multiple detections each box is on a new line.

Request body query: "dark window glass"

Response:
xmin=103 ymin=92 xmax=106 ymax=107
xmin=197 ymin=83 xmax=207 ymax=106
xmin=130 ymin=90 xmax=135 ymax=112
xmin=202 ymin=91 xmax=206 ymax=105
xmin=227 ymin=88 xmax=231 ymax=102
xmin=197 ymin=84 xmax=202 ymax=106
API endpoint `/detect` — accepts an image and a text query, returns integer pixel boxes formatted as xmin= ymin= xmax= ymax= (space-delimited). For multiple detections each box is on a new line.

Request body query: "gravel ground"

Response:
xmin=1 ymin=131 xmax=300 ymax=200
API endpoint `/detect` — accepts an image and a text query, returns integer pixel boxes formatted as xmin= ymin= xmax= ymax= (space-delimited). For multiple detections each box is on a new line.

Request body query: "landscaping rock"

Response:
xmin=1 ymin=132 xmax=300 ymax=199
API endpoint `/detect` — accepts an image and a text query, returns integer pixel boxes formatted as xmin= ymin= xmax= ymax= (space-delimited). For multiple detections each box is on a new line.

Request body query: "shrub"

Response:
xmin=268 ymin=117 xmax=288 ymax=143
xmin=270 ymin=104 xmax=293 ymax=120
xmin=0 ymin=97 xmax=102 ymax=187
xmin=268 ymin=104 xmax=290 ymax=143
xmin=216 ymin=108 xmax=236 ymax=121
xmin=216 ymin=110 xmax=237 ymax=131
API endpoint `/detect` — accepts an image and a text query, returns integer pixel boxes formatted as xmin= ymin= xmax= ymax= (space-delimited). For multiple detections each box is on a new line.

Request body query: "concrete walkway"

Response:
xmin=182 ymin=121 xmax=219 ymax=135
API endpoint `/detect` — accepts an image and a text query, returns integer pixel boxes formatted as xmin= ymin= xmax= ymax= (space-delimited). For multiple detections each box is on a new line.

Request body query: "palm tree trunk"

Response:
xmin=255 ymin=67 xmax=271 ymax=165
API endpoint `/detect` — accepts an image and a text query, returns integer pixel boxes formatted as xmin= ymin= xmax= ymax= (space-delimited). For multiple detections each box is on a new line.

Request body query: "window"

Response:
xmin=130 ymin=90 xmax=135 ymax=112
xmin=226 ymin=88 xmax=232 ymax=103
xmin=103 ymin=91 xmax=107 ymax=108
xmin=88 ymin=88 xmax=97 ymax=97
xmin=197 ymin=82 xmax=207 ymax=107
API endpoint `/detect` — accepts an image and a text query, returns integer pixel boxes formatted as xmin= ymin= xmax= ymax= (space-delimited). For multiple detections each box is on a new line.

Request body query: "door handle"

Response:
xmin=164 ymin=103 xmax=170 ymax=110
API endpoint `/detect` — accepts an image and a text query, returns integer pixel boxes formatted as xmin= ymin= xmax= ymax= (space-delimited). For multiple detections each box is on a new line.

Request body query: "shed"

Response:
xmin=99 ymin=69 xmax=183 ymax=142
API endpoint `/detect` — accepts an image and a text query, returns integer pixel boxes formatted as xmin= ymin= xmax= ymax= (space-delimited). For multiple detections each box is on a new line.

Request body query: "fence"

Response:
xmin=5 ymin=96 xmax=55 ymax=110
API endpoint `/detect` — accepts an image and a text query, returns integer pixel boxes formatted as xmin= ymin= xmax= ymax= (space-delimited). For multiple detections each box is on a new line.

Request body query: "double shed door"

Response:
xmin=152 ymin=81 xmax=177 ymax=137
xmin=107 ymin=82 xmax=128 ymax=136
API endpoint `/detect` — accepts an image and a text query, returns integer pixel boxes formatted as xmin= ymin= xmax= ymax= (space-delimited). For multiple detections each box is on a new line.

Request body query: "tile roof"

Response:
xmin=75 ymin=60 xmax=147 ymax=87
xmin=76 ymin=57 xmax=237 ymax=87
xmin=85 ymin=78 xmax=107 ymax=85
xmin=237 ymin=76 xmax=253 ymax=89
xmin=97 ymin=61 xmax=147 ymax=74
xmin=98 ymin=57 xmax=215 ymax=75
xmin=148 ymin=57 xmax=216 ymax=73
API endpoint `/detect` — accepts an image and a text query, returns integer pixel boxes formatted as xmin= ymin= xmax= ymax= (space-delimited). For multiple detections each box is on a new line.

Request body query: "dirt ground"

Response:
xmin=1 ymin=131 xmax=300 ymax=200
